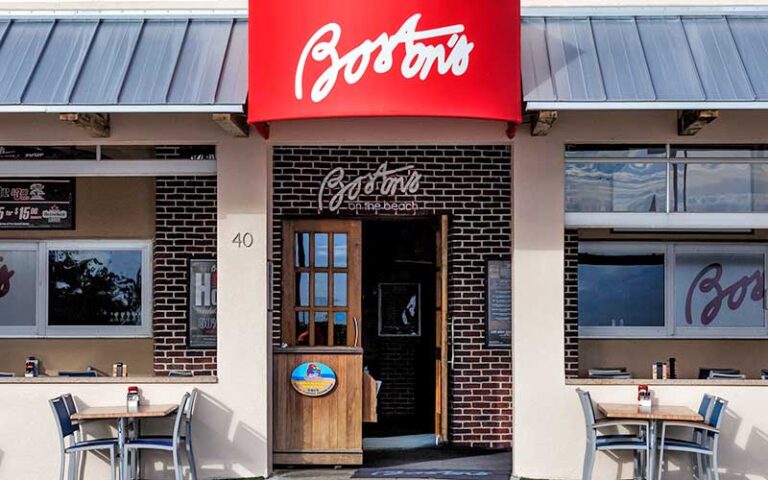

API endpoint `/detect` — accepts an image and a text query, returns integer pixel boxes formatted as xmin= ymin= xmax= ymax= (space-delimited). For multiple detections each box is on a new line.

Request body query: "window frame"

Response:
xmin=0 ymin=239 xmax=153 ymax=338
xmin=565 ymin=144 xmax=768 ymax=229
xmin=579 ymin=241 xmax=768 ymax=339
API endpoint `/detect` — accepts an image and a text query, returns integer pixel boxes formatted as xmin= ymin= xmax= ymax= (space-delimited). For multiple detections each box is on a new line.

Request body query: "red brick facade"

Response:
xmin=153 ymin=176 xmax=218 ymax=376
xmin=271 ymin=146 xmax=512 ymax=448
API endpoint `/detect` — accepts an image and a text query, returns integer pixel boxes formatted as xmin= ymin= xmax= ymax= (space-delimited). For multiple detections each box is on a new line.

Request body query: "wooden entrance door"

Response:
xmin=274 ymin=219 xmax=366 ymax=466
xmin=435 ymin=215 xmax=449 ymax=443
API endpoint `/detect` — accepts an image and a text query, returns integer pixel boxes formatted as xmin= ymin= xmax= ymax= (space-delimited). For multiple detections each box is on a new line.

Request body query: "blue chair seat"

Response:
xmin=596 ymin=438 xmax=647 ymax=449
xmin=660 ymin=438 xmax=711 ymax=454
xmin=65 ymin=438 xmax=119 ymax=452
xmin=597 ymin=434 xmax=642 ymax=442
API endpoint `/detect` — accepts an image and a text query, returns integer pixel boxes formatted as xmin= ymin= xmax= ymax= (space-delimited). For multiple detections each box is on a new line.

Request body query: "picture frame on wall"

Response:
xmin=486 ymin=258 xmax=512 ymax=348
xmin=378 ymin=282 xmax=421 ymax=337
xmin=188 ymin=258 xmax=217 ymax=349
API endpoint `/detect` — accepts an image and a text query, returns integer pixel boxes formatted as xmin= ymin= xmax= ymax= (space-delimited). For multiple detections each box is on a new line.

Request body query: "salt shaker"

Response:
xmin=126 ymin=386 xmax=140 ymax=412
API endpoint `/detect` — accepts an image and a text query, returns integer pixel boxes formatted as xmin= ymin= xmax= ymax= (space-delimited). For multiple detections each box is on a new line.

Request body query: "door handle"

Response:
xmin=353 ymin=316 xmax=360 ymax=348
xmin=449 ymin=318 xmax=455 ymax=366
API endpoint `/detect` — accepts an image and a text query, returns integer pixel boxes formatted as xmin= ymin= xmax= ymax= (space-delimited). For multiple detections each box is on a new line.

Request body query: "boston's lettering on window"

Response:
xmin=579 ymin=242 xmax=768 ymax=338
xmin=0 ymin=241 xmax=151 ymax=337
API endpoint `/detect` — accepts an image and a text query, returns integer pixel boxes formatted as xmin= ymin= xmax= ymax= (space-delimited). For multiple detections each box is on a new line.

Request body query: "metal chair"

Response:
xmin=59 ymin=370 xmax=98 ymax=377
xmin=698 ymin=368 xmax=740 ymax=379
xmin=577 ymin=389 xmax=650 ymax=480
xmin=0 ymin=372 xmax=15 ymax=377
xmin=657 ymin=396 xmax=728 ymax=480
xmin=707 ymin=372 xmax=746 ymax=380
xmin=50 ymin=395 xmax=118 ymax=480
xmin=588 ymin=368 xmax=633 ymax=379
xmin=122 ymin=391 xmax=195 ymax=480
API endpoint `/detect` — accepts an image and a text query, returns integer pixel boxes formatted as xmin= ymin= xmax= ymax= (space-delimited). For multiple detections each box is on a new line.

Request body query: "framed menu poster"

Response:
xmin=486 ymin=258 xmax=512 ymax=347
xmin=188 ymin=259 xmax=217 ymax=348
xmin=0 ymin=178 xmax=75 ymax=230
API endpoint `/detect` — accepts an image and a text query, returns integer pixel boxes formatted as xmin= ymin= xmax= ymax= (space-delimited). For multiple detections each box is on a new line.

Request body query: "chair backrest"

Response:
xmin=185 ymin=388 xmax=199 ymax=437
xmin=762 ymin=369 xmax=768 ymax=380
xmin=708 ymin=372 xmax=746 ymax=380
xmin=0 ymin=372 xmax=15 ymax=377
xmin=59 ymin=371 xmax=98 ymax=377
xmin=708 ymin=397 xmax=728 ymax=430
xmin=49 ymin=396 xmax=78 ymax=441
xmin=168 ymin=370 xmax=193 ymax=377
xmin=697 ymin=394 xmax=714 ymax=418
xmin=576 ymin=389 xmax=597 ymax=442
xmin=588 ymin=368 xmax=631 ymax=379
xmin=173 ymin=393 xmax=191 ymax=447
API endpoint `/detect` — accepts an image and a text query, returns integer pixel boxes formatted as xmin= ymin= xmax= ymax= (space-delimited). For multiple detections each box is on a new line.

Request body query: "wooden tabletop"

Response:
xmin=71 ymin=404 xmax=178 ymax=421
xmin=598 ymin=402 xmax=703 ymax=421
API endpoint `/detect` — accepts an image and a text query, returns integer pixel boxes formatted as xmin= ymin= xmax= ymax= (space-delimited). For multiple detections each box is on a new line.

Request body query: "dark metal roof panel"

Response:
xmin=590 ymin=17 xmax=656 ymax=101
xmin=0 ymin=16 xmax=247 ymax=110
xmin=523 ymin=15 xmax=768 ymax=106
xmin=544 ymin=18 xmax=606 ymax=101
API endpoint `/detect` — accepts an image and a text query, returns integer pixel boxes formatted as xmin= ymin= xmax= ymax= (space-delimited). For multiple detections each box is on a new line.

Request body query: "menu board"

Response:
xmin=0 ymin=179 xmax=75 ymax=230
xmin=486 ymin=259 xmax=512 ymax=347
xmin=188 ymin=259 xmax=218 ymax=348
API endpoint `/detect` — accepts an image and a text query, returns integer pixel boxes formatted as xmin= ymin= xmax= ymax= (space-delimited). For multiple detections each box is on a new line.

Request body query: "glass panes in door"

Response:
xmin=286 ymin=222 xmax=357 ymax=347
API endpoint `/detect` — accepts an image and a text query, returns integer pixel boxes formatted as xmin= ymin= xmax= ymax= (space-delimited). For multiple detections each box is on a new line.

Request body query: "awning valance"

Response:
xmin=0 ymin=16 xmax=247 ymax=113
xmin=523 ymin=15 xmax=768 ymax=110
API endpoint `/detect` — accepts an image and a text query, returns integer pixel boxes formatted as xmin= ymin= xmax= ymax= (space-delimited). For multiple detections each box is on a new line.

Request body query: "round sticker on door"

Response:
xmin=290 ymin=362 xmax=337 ymax=397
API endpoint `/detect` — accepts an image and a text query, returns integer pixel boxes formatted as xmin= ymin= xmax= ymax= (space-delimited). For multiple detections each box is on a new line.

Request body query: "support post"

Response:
xmin=530 ymin=110 xmax=558 ymax=136
xmin=678 ymin=110 xmax=719 ymax=136
xmin=59 ymin=113 xmax=110 ymax=138
xmin=213 ymin=113 xmax=250 ymax=137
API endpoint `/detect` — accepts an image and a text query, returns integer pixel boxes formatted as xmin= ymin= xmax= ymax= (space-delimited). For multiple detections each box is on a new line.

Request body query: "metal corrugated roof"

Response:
xmin=523 ymin=15 xmax=768 ymax=110
xmin=0 ymin=16 xmax=247 ymax=112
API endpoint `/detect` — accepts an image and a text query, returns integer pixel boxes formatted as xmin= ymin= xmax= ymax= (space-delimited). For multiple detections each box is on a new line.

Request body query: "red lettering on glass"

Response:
xmin=685 ymin=262 xmax=764 ymax=326
xmin=0 ymin=256 xmax=15 ymax=299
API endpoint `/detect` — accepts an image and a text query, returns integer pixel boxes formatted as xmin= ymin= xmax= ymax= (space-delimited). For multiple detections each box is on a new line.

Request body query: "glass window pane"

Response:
xmin=333 ymin=273 xmax=348 ymax=306
xmin=565 ymin=145 xmax=667 ymax=158
xmin=295 ymin=273 xmax=310 ymax=306
xmin=315 ymin=272 xmax=328 ymax=306
xmin=314 ymin=311 xmax=329 ymax=346
xmin=48 ymin=250 xmax=143 ymax=326
xmin=675 ymin=251 xmax=765 ymax=328
xmin=334 ymin=233 xmax=348 ymax=267
xmin=0 ymin=249 xmax=37 ymax=326
xmin=296 ymin=312 xmax=310 ymax=346
xmin=565 ymin=163 xmax=667 ymax=212
xmin=676 ymin=163 xmax=768 ymax=212
xmin=578 ymin=252 xmax=665 ymax=327
xmin=671 ymin=145 xmax=768 ymax=158
xmin=315 ymin=233 xmax=329 ymax=267
xmin=295 ymin=233 xmax=310 ymax=267
xmin=334 ymin=312 xmax=347 ymax=346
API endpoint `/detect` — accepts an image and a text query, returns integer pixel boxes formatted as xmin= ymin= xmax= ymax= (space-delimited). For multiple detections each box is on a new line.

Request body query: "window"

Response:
xmin=0 ymin=240 xmax=152 ymax=337
xmin=566 ymin=145 xmax=768 ymax=227
xmin=579 ymin=242 xmax=768 ymax=338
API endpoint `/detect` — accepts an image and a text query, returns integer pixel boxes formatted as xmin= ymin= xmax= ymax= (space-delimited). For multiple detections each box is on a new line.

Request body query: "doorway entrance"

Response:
xmin=362 ymin=219 xmax=439 ymax=448
xmin=274 ymin=216 xmax=449 ymax=465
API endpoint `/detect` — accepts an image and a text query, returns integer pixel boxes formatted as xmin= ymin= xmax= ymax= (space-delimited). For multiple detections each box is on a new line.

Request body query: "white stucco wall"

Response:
xmin=0 ymin=113 xmax=270 ymax=480
xmin=513 ymin=110 xmax=768 ymax=480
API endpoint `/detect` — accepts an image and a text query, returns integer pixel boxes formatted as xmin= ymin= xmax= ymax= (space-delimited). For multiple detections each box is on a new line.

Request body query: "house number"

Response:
xmin=232 ymin=232 xmax=254 ymax=248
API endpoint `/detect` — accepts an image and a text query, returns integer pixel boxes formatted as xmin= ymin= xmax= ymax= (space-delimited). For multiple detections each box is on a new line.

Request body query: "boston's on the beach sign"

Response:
xmin=318 ymin=162 xmax=422 ymax=214
xmin=248 ymin=0 xmax=521 ymax=124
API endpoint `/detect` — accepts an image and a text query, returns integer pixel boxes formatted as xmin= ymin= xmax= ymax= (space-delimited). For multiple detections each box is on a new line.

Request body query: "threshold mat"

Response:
xmin=352 ymin=468 xmax=510 ymax=480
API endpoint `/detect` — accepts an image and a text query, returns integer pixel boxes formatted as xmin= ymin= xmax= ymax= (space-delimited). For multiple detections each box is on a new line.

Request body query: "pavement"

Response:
xmin=271 ymin=447 xmax=512 ymax=480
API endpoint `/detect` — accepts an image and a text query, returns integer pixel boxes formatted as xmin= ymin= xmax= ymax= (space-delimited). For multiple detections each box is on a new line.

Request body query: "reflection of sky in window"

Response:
xmin=578 ymin=257 xmax=665 ymax=327
xmin=55 ymin=251 xmax=141 ymax=278
xmin=681 ymin=164 xmax=768 ymax=212
xmin=566 ymin=163 xmax=666 ymax=212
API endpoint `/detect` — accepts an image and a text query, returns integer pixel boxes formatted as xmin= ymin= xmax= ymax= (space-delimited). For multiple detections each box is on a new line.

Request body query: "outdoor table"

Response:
xmin=71 ymin=404 xmax=178 ymax=480
xmin=598 ymin=403 xmax=703 ymax=480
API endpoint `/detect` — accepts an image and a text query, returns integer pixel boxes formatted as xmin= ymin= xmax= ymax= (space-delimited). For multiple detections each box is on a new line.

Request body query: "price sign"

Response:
xmin=0 ymin=179 xmax=75 ymax=230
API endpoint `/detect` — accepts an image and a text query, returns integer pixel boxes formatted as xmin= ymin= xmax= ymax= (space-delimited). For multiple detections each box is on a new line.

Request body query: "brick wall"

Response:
xmin=153 ymin=176 xmax=218 ymax=376
xmin=272 ymin=145 xmax=512 ymax=448
xmin=378 ymin=341 xmax=417 ymax=416
xmin=564 ymin=229 xmax=579 ymax=379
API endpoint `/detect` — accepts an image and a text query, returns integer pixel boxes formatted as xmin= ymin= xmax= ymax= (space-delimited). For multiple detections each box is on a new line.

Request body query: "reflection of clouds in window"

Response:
xmin=566 ymin=163 xmax=666 ymax=212
xmin=680 ymin=163 xmax=768 ymax=212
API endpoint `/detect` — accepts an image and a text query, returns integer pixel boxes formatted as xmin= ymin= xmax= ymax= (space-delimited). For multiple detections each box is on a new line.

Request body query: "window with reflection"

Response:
xmin=289 ymin=230 xmax=351 ymax=346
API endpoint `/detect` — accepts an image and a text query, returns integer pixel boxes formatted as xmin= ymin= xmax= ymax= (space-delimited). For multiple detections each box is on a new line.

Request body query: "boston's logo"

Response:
xmin=318 ymin=162 xmax=422 ymax=213
xmin=296 ymin=13 xmax=474 ymax=103
xmin=685 ymin=263 xmax=764 ymax=326
xmin=0 ymin=256 xmax=14 ymax=299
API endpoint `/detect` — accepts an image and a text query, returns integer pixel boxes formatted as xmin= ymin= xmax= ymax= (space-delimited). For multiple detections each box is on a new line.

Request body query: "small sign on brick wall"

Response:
xmin=188 ymin=259 xmax=217 ymax=348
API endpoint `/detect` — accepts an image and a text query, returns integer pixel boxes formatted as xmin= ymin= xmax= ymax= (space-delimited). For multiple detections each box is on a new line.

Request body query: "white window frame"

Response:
xmin=579 ymin=242 xmax=768 ymax=339
xmin=0 ymin=240 xmax=153 ymax=338
xmin=0 ymin=242 xmax=43 ymax=336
